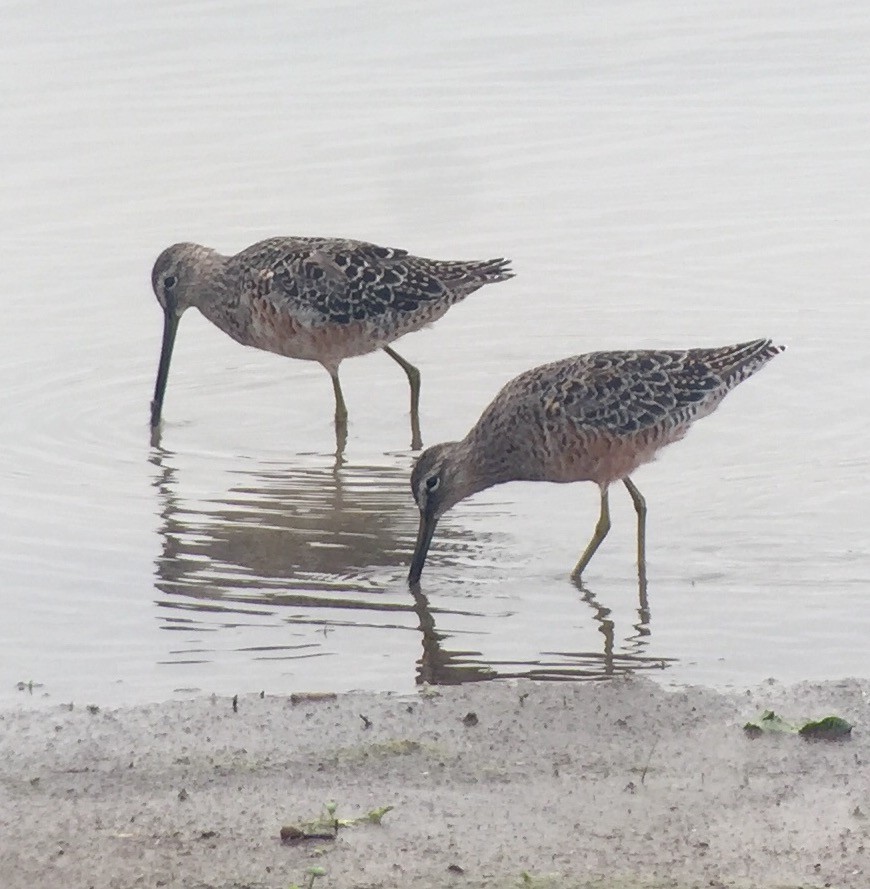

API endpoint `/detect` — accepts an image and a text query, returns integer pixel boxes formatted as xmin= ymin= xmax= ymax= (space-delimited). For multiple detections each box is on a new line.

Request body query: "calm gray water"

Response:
xmin=3 ymin=0 xmax=869 ymax=706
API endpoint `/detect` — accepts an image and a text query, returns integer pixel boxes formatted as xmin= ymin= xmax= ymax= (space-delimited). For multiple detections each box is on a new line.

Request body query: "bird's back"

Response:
xmin=231 ymin=236 xmax=511 ymax=325
xmin=466 ymin=339 xmax=784 ymax=486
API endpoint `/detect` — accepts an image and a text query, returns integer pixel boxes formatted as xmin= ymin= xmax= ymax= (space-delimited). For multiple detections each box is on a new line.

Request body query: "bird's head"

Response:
xmin=148 ymin=242 xmax=216 ymax=429
xmin=151 ymin=242 xmax=214 ymax=317
xmin=408 ymin=442 xmax=468 ymax=584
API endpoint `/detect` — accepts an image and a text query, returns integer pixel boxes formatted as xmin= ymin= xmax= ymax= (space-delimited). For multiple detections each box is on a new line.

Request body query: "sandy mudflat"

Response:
xmin=0 ymin=676 xmax=867 ymax=889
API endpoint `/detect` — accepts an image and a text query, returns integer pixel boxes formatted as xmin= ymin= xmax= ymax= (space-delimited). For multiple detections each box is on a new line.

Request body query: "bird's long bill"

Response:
xmin=150 ymin=309 xmax=179 ymax=428
xmin=408 ymin=510 xmax=439 ymax=585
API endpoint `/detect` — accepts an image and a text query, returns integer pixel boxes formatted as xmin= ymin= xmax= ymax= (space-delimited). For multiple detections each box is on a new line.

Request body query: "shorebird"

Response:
xmin=149 ymin=237 xmax=512 ymax=448
xmin=408 ymin=339 xmax=784 ymax=584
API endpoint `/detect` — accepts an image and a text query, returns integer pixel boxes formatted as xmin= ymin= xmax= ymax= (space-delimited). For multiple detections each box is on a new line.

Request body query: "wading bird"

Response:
xmin=149 ymin=237 xmax=512 ymax=449
xmin=408 ymin=339 xmax=784 ymax=585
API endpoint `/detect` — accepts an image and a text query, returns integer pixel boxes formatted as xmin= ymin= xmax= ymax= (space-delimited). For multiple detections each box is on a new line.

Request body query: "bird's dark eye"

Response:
xmin=426 ymin=475 xmax=440 ymax=492
xmin=163 ymin=275 xmax=177 ymax=290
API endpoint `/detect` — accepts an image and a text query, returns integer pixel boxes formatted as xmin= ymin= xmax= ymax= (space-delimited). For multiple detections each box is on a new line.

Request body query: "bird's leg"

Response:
xmin=382 ymin=346 xmax=422 ymax=450
xmin=623 ymin=477 xmax=648 ymax=592
xmin=333 ymin=421 xmax=347 ymax=461
xmin=327 ymin=367 xmax=348 ymax=422
xmin=572 ymin=486 xmax=611 ymax=581
xmin=327 ymin=367 xmax=349 ymax=454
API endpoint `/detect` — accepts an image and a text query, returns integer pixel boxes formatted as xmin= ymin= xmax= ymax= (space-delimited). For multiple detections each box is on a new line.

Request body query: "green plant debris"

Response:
xmin=744 ymin=709 xmax=853 ymax=741
xmin=332 ymin=737 xmax=433 ymax=763
xmin=519 ymin=871 xmax=562 ymax=888
xmin=280 ymin=800 xmax=394 ymax=844
xmin=288 ymin=864 xmax=327 ymax=889
xmin=361 ymin=805 xmax=394 ymax=824
xmin=743 ymin=710 xmax=796 ymax=737
xmin=798 ymin=715 xmax=853 ymax=741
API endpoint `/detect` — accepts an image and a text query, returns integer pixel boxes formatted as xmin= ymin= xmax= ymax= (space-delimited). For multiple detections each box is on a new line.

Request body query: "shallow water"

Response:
xmin=2 ymin=0 xmax=869 ymax=706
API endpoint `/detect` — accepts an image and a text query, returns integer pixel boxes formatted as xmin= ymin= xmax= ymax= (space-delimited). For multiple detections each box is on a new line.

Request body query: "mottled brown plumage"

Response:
xmin=149 ymin=237 xmax=513 ymax=447
xmin=408 ymin=339 xmax=784 ymax=584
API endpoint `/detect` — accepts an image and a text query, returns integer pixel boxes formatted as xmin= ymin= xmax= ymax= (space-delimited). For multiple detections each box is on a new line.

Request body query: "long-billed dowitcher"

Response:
xmin=149 ymin=237 xmax=512 ymax=448
xmin=408 ymin=339 xmax=784 ymax=585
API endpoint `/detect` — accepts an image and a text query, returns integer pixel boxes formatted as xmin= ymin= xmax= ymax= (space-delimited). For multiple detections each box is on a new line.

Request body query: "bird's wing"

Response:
xmin=522 ymin=349 xmax=730 ymax=436
xmin=233 ymin=236 xmax=504 ymax=327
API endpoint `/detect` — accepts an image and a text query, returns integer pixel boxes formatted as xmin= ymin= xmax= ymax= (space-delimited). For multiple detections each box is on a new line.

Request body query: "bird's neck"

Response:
xmin=186 ymin=246 xmax=226 ymax=312
xmin=457 ymin=430 xmax=518 ymax=495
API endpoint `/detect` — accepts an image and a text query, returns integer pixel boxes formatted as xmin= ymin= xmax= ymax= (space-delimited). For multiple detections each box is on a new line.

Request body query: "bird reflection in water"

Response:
xmin=149 ymin=447 xmax=673 ymax=685
xmin=409 ymin=584 xmax=670 ymax=685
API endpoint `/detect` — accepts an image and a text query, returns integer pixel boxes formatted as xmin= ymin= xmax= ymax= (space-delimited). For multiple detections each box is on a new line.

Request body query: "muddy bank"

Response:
xmin=0 ymin=676 xmax=867 ymax=888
